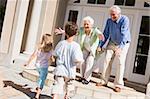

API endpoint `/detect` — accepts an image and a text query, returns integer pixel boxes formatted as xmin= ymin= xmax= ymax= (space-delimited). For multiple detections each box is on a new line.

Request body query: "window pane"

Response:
xmin=73 ymin=0 xmax=80 ymax=3
xmin=133 ymin=55 xmax=147 ymax=75
xmin=139 ymin=16 xmax=150 ymax=35
xmin=97 ymin=0 xmax=106 ymax=4
xmin=88 ymin=0 xmax=106 ymax=4
xmin=144 ymin=2 xmax=150 ymax=7
xmin=88 ymin=0 xmax=96 ymax=4
xmin=136 ymin=36 xmax=149 ymax=55
xmin=68 ymin=10 xmax=78 ymax=24
xmin=0 ymin=0 xmax=7 ymax=38
xmin=125 ymin=0 xmax=135 ymax=6
xmin=114 ymin=0 xmax=124 ymax=5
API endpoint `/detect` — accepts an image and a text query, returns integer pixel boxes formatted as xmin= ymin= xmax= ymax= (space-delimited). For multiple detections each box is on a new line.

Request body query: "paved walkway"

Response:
xmin=0 ymin=64 xmax=147 ymax=99
xmin=0 ymin=65 xmax=52 ymax=99
xmin=0 ymin=65 xmax=101 ymax=99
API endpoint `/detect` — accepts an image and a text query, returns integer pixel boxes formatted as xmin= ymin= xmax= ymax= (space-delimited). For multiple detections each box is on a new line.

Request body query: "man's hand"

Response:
xmin=115 ymin=47 xmax=122 ymax=56
xmin=97 ymin=47 xmax=102 ymax=52
xmin=98 ymin=34 xmax=105 ymax=41
xmin=54 ymin=27 xmax=65 ymax=35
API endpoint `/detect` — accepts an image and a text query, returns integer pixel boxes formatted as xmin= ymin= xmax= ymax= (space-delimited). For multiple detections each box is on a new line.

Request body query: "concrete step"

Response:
xmin=22 ymin=66 xmax=146 ymax=99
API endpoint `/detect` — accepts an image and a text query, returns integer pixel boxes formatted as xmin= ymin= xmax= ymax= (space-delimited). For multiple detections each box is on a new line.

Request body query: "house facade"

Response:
xmin=0 ymin=0 xmax=149 ymax=86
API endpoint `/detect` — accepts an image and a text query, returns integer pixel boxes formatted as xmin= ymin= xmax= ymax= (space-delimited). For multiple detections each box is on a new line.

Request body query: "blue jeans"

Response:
xmin=36 ymin=67 xmax=48 ymax=89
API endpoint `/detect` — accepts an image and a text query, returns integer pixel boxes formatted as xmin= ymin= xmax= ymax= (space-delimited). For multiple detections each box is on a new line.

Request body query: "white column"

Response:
xmin=11 ymin=0 xmax=30 ymax=61
xmin=41 ymin=0 xmax=58 ymax=35
xmin=24 ymin=0 xmax=44 ymax=55
xmin=146 ymin=82 xmax=150 ymax=99
xmin=0 ymin=0 xmax=17 ymax=53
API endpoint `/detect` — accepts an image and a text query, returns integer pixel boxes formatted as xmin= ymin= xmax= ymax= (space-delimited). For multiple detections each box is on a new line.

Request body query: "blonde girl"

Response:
xmin=25 ymin=33 xmax=54 ymax=99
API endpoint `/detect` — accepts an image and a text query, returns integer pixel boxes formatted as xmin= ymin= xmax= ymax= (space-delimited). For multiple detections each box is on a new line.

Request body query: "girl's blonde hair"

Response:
xmin=38 ymin=34 xmax=53 ymax=52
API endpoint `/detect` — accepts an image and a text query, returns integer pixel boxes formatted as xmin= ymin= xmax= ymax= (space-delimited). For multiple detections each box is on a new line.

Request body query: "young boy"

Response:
xmin=51 ymin=22 xmax=84 ymax=99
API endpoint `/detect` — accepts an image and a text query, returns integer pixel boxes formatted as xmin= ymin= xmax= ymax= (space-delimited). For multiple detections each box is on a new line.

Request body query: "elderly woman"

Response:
xmin=76 ymin=16 xmax=104 ymax=84
xmin=55 ymin=16 xmax=104 ymax=85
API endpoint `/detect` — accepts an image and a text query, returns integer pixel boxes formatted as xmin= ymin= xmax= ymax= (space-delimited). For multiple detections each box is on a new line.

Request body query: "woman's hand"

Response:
xmin=98 ymin=34 xmax=105 ymax=41
xmin=54 ymin=27 xmax=65 ymax=35
xmin=24 ymin=63 xmax=29 ymax=67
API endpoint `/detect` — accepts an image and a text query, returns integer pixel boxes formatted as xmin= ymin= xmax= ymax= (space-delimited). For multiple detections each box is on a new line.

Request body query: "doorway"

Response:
xmin=128 ymin=12 xmax=150 ymax=84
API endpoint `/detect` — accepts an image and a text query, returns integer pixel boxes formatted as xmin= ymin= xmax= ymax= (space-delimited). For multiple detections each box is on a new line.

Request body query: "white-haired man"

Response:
xmin=97 ymin=5 xmax=131 ymax=92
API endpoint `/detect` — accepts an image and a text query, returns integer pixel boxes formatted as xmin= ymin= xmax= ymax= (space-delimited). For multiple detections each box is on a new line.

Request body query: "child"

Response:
xmin=24 ymin=33 xmax=54 ymax=99
xmin=51 ymin=22 xmax=84 ymax=99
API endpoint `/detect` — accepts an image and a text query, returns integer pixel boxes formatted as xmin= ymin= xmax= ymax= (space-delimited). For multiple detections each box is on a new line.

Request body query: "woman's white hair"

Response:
xmin=83 ymin=16 xmax=94 ymax=25
xmin=110 ymin=5 xmax=121 ymax=14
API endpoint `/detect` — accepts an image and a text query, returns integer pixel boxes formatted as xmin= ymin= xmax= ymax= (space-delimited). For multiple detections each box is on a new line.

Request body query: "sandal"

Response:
xmin=96 ymin=82 xmax=107 ymax=87
xmin=114 ymin=87 xmax=121 ymax=92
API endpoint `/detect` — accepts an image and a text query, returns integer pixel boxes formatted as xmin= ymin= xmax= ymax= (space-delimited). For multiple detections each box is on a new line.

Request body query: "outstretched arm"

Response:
xmin=54 ymin=27 xmax=65 ymax=35
xmin=24 ymin=50 xmax=37 ymax=66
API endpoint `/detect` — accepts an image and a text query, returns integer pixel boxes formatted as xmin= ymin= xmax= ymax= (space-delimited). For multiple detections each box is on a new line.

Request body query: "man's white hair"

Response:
xmin=83 ymin=16 xmax=94 ymax=25
xmin=110 ymin=5 xmax=121 ymax=14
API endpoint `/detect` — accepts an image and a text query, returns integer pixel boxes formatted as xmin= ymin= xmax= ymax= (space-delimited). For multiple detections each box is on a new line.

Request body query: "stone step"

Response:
xmin=22 ymin=66 xmax=146 ymax=99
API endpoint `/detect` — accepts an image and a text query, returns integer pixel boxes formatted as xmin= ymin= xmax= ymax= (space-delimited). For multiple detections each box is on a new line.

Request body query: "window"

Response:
xmin=0 ymin=0 xmax=7 ymax=39
xmin=114 ymin=0 xmax=135 ymax=6
xmin=133 ymin=16 xmax=150 ymax=75
xmin=114 ymin=0 xmax=124 ymax=5
xmin=139 ymin=16 xmax=150 ymax=35
xmin=125 ymin=0 xmax=135 ymax=6
xmin=87 ymin=0 xmax=106 ymax=4
xmin=68 ymin=10 xmax=78 ymax=23
xmin=144 ymin=2 xmax=150 ymax=7
xmin=133 ymin=55 xmax=147 ymax=75
xmin=73 ymin=0 xmax=80 ymax=3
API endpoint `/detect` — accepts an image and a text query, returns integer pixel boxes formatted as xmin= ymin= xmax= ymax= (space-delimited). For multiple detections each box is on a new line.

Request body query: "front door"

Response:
xmin=128 ymin=11 xmax=150 ymax=84
xmin=64 ymin=3 xmax=150 ymax=84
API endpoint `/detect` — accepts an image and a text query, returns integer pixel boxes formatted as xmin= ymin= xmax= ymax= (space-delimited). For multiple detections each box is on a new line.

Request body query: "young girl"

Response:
xmin=24 ymin=33 xmax=54 ymax=99
xmin=51 ymin=22 xmax=84 ymax=99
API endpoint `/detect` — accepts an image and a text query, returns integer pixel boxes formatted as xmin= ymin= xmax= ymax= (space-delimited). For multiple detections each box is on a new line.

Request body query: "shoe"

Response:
xmin=32 ymin=98 xmax=38 ymax=99
xmin=114 ymin=87 xmax=121 ymax=92
xmin=95 ymin=82 xmax=107 ymax=87
xmin=78 ymin=78 xmax=83 ymax=82
xmin=82 ymin=79 xmax=89 ymax=85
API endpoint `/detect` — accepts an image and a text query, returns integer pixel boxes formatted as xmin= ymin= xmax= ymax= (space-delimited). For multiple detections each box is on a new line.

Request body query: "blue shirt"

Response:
xmin=53 ymin=40 xmax=84 ymax=79
xmin=100 ymin=15 xmax=131 ymax=48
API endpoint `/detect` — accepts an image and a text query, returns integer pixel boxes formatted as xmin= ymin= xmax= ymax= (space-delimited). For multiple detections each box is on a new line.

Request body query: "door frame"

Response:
xmin=127 ymin=10 xmax=150 ymax=84
xmin=64 ymin=4 xmax=150 ymax=84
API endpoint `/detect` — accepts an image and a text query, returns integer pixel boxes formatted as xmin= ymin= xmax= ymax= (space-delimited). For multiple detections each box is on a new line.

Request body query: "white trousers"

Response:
xmin=102 ymin=43 xmax=130 ymax=87
xmin=51 ymin=76 xmax=75 ymax=95
xmin=80 ymin=50 xmax=95 ymax=81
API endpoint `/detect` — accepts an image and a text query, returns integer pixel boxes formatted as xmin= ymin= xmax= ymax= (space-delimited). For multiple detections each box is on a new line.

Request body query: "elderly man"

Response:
xmin=97 ymin=5 xmax=131 ymax=92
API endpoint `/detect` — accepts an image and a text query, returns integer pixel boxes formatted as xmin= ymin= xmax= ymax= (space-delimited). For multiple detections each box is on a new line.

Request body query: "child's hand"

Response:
xmin=97 ymin=47 xmax=102 ymax=52
xmin=50 ymin=56 xmax=55 ymax=62
xmin=24 ymin=63 xmax=28 ymax=67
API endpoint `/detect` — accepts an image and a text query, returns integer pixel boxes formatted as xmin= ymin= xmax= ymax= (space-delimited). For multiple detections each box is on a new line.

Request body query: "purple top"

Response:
xmin=35 ymin=50 xmax=52 ymax=68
